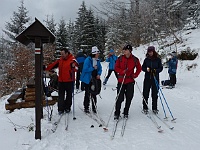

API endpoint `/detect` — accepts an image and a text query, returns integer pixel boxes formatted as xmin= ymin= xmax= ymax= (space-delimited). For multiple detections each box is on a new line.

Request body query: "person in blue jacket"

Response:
xmin=168 ymin=51 xmax=178 ymax=88
xmin=80 ymin=46 xmax=102 ymax=113
xmin=75 ymin=49 xmax=87 ymax=91
xmin=103 ymin=49 xmax=118 ymax=85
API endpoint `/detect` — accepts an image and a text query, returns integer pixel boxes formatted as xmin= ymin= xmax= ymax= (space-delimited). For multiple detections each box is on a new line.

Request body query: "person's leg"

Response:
xmin=114 ymin=70 xmax=118 ymax=79
xmin=58 ymin=82 xmax=65 ymax=113
xmin=91 ymin=94 xmax=97 ymax=113
xmin=143 ymin=79 xmax=151 ymax=110
xmin=65 ymin=82 xmax=73 ymax=112
xmin=76 ymin=69 xmax=81 ymax=89
xmin=114 ymin=83 xmax=125 ymax=117
xmin=123 ymin=82 xmax=134 ymax=116
xmin=103 ymin=69 xmax=112 ymax=84
xmin=152 ymin=80 xmax=158 ymax=111
xmin=83 ymin=84 xmax=90 ymax=112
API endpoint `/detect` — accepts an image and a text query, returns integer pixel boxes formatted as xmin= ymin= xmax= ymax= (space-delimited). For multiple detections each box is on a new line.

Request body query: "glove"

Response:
xmin=152 ymin=69 xmax=156 ymax=74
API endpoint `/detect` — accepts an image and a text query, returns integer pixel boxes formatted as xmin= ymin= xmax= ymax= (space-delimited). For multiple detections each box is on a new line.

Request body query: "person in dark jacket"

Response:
xmin=46 ymin=48 xmax=78 ymax=115
xmin=114 ymin=44 xmax=142 ymax=119
xmin=75 ymin=49 xmax=87 ymax=91
xmin=80 ymin=46 xmax=102 ymax=113
xmin=168 ymin=51 xmax=178 ymax=88
xmin=142 ymin=46 xmax=163 ymax=114
xmin=103 ymin=49 xmax=118 ymax=85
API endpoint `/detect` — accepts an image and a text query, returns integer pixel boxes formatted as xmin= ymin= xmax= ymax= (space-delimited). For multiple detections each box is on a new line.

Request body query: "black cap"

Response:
xmin=123 ymin=44 xmax=132 ymax=51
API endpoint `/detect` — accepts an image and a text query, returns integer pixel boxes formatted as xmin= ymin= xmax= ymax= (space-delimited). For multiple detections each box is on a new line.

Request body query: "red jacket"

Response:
xmin=46 ymin=54 xmax=78 ymax=82
xmin=115 ymin=54 xmax=142 ymax=84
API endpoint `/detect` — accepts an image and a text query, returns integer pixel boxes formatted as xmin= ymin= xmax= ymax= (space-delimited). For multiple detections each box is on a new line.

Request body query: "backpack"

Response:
xmin=89 ymin=77 xmax=101 ymax=95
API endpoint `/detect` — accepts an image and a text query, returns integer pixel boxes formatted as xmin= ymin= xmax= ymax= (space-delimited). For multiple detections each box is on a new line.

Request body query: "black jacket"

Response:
xmin=142 ymin=56 xmax=163 ymax=81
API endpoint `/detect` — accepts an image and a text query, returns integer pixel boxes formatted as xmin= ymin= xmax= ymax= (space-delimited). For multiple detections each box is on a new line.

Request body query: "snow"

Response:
xmin=1 ymin=28 xmax=200 ymax=150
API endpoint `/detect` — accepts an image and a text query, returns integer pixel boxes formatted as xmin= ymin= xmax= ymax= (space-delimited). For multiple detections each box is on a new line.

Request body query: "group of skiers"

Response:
xmin=45 ymin=44 xmax=178 ymax=119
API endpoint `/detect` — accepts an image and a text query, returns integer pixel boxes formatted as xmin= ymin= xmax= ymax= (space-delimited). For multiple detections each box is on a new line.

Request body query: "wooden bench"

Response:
xmin=7 ymin=89 xmax=24 ymax=104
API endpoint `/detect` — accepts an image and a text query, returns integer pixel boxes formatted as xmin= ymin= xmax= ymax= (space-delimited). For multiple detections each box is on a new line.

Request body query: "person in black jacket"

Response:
xmin=142 ymin=46 xmax=163 ymax=114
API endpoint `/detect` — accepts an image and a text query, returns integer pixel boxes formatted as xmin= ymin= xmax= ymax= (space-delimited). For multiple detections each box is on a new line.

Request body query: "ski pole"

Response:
xmin=90 ymin=95 xmax=105 ymax=128
xmin=72 ymin=69 xmax=76 ymax=120
xmin=153 ymin=75 xmax=176 ymax=121
xmin=105 ymin=73 xmax=126 ymax=129
xmin=153 ymin=76 xmax=168 ymax=119
xmin=43 ymin=72 xmax=53 ymax=121
xmin=135 ymin=81 xmax=149 ymax=110
xmin=135 ymin=81 xmax=161 ymax=127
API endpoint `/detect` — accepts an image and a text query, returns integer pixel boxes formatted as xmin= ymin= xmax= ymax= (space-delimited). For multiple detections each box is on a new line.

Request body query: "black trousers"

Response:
xmin=114 ymin=82 xmax=135 ymax=116
xmin=76 ymin=69 xmax=84 ymax=90
xmin=143 ymin=78 xmax=158 ymax=110
xmin=106 ymin=69 xmax=118 ymax=79
xmin=169 ymin=74 xmax=176 ymax=85
xmin=83 ymin=83 xmax=97 ymax=110
xmin=58 ymin=82 xmax=73 ymax=112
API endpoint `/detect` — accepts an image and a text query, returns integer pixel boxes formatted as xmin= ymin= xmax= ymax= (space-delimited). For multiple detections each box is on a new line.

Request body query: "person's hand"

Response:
xmin=96 ymin=75 xmax=100 ymax=79
xmin=147 ymin=67 xmax=150 ymax=72
xmin=71 ymin=63 xmax=75 ymax=68
xmin=94 ymin=65 xmax=97 ymax=70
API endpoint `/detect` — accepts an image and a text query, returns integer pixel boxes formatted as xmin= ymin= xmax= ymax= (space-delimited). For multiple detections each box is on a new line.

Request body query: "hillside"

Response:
xmin=0 ymin=28 xmax=200 ymax=150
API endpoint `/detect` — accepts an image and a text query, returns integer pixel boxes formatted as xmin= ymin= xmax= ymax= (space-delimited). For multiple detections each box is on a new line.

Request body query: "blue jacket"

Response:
xmin=168 ymin=56 xmax=178 ymax=74
xmin=80 ymin=56 xmax=102 ymax=84
xmin=106 ymin=55 xmax=118 ymax=70
xmin=76 ymin=52 xmax=86 ymax=64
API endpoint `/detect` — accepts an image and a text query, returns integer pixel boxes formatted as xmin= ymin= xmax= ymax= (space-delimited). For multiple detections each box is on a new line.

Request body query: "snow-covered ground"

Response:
xmin=1 ymin=28 xmax=200 ymax=150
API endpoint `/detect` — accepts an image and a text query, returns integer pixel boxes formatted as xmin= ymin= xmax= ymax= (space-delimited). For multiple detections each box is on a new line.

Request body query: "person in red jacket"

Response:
xmin=46 ymin=48 xmax=78 ymax=115
xmin=114 ymin=44 xmax=142 ymax=119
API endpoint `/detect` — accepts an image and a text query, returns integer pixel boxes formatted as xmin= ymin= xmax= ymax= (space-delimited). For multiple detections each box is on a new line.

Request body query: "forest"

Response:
xmin=0 ymin=0 xmax=199 ymax=96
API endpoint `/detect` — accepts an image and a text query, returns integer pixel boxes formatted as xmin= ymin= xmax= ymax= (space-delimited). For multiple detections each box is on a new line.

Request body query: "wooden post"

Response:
xmin=35 ymin=37 xmax=42 ymax=140
xmin=15 ymin=18 xmax=55 ymax=140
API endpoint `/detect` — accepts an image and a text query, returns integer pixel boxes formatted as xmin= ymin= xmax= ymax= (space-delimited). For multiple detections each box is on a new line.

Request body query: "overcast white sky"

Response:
xmin=0 ymin=0 xmax=103 ymax=36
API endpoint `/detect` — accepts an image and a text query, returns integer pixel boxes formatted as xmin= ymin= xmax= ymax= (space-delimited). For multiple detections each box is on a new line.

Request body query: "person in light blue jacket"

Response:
xmin=168 ymin=51 xmax=178 ymax=87
xmin=80 ymin=46 xmax=102 ymax=113
xmin=103 ymin=49 xmax=118 ymax=85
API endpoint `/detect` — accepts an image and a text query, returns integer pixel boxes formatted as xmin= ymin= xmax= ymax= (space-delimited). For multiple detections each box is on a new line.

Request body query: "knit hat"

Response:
xmin=91 ymin=46 xmax=100 ymax=54
xmin=147 ymin=46 xmax=155 ymax=52
xmin=123 ymin=44 xmax=132 ymax=51
xmin=110 ymin=49 xmax=114 ymax=53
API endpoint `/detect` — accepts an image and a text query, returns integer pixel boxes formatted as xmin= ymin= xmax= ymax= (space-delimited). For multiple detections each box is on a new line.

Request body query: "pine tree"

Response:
xmin=66 ymin=20 xmax=76 ymax=53
xmin=44 ymin=15 xmax=57 ymax=35
xmin=2 ymin=0 xmax=30 ymax=43
xmin=74 ymin=1 xmax=88 ymax=50
xmin=56 ymin=18 xmax=68 ymax=47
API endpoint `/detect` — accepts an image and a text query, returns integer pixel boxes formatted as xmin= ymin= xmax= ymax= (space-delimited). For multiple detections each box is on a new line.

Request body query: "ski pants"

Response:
xmin=114 ymin=82 xmax=135 ymax=116
xmin=58 ymin=81 xmax=73 ymax=112
xmin=83 ymin=83 xmax=97 ymax=111
xmin=106 ymin=69 xmax=118 ymax=80
xmin=169 ymin=73 xmax=176 ymax=85
xmin=143 ymin=78 xmax=158 ymax=110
